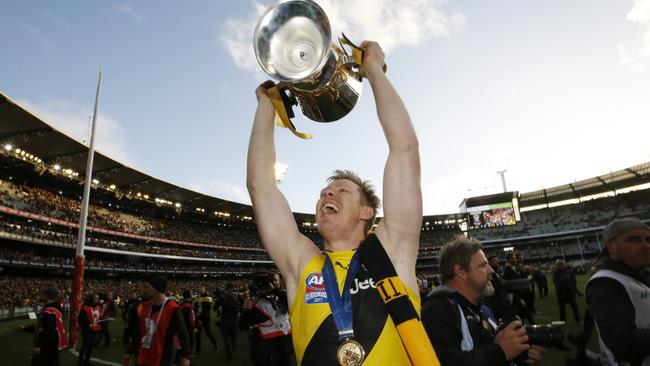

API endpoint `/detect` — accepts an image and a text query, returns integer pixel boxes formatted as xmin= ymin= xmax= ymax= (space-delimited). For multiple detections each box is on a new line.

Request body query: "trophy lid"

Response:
xmin=254 ymin=0 xmax=332 ymax=83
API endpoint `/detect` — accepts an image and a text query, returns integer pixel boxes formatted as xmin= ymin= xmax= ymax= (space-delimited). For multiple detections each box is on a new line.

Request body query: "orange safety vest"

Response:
xmin=82 ymin=304 xmax=102 ymax=333
xmin=136 ymin=300 xmax=179 ymax=366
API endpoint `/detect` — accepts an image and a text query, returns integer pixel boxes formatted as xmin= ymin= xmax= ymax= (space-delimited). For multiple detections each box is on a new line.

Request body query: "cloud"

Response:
xmin=116 ymin=4 xmax=147 ymax=24
xmin=221 ymin=0 xmax=464 ymax=72
xmin=16 ymin=97 xmax=134 ymax=165
xmin=619 ymin=0 xmax=650 ymax=69
xmin=220 ymin=2 xmax=267 ymax=72
xmin=16 ymin=20 xmax=40 ymax=36
xmin=41 ymin=11 xmax=69 ymax=28
xmin=188 ymin=180 xmax=251 ymax=205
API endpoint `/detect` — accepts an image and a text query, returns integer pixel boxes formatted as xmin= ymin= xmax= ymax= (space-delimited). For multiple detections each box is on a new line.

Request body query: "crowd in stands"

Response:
xmin=0 ymin=275 xmax=250 ymax=310
xmin=0 ymin=247 xmax=270 ymax=275
xmin=0 ymin=179 xmax=265 ymax=249
xmin=0 ymin=215 xmax=272 ymax=261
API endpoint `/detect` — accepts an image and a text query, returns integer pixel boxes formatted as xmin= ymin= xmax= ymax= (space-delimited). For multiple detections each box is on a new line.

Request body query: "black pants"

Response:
xmin=32 ymin=349 xmax=60 ymax=366
xmin=219 ymin=321 xmax=239 ymax=361
xmin=122 ymin=325 xmax=132 ymax=350
xmin=537 ymin=284 xmax=548 ymax=298
xmin=195 ymin=318 xmax=218 ymax=353
xmin=558 ymin=296 xmax=581 ymax=323
xmin=249 ymin=332 xmax=291 ymax=366
xmin=77 ymin=331 xmax=98 ymax=366
xmin=95 ymin=322 xmax=110 ymax=347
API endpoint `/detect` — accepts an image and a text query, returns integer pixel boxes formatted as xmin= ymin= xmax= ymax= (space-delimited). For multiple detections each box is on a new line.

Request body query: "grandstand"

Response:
xmin=1 ymin=91 xmax=650 ymax=366
xmin=2 ymin=90 xmax=650 ymax=301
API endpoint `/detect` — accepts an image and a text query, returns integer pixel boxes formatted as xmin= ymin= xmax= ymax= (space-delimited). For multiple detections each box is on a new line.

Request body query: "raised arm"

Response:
xmin=246 ymin=82 xmax=319 ymax=297
xmin=361 ymin=42 xmax=422 ymax=289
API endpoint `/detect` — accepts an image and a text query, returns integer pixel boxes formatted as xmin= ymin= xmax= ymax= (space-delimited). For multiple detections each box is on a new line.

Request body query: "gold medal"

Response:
xmin=336 ymin=339 xmax=365 ymax=366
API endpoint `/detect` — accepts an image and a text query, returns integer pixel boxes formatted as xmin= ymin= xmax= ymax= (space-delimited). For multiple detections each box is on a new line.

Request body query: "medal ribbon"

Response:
xmin=322 ymin=251 xmax=361 ymax=341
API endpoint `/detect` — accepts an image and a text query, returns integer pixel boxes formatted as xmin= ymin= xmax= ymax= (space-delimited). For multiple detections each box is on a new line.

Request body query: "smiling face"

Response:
xmin=315 ymin=179 xmax=372 ymax=240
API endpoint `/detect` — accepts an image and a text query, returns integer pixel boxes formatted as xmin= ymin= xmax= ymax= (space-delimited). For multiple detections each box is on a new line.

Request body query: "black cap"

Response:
xmin=145 ymin=275 xmax=168 ymax=294
xmin=43 ymin=287 xmax=60 ymax=301
xmin=182 ymin=290 xmax=192 ymax=299
xmin=603 ymin=217 xmax=649 ymax=242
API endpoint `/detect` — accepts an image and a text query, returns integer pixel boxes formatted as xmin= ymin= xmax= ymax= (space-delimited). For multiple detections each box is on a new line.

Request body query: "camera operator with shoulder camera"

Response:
xmin=240 ymin=272 xmax=292 ymax=366
xmin=586 ymin=218 xmax=650 ymax=366
xmin=422 ymin=236 xmax=545 ymax=365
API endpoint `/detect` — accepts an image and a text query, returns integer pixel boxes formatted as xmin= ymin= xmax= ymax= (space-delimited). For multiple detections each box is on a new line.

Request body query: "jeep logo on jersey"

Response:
xmin=304 ymin=272 xmax=327 ymax=304
xmin=350 ymin=277 xmax=377 ymax=295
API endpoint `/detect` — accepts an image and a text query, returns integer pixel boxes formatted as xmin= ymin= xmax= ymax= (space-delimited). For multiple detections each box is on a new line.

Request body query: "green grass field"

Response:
xmin=0 ymin=274 xmax=597 ymax=365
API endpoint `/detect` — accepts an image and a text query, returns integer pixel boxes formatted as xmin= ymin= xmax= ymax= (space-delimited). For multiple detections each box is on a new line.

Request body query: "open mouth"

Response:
xmin=321 ymin=202 xmax=340 ymax=215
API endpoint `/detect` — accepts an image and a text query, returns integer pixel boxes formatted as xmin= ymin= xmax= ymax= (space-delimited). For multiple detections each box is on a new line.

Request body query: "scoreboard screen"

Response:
xmin=467 ymin=201 xmax=518 ymax=229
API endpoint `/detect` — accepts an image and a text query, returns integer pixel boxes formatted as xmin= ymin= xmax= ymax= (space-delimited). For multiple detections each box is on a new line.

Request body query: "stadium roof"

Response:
xmin=2 ymin=90 xmax=648 ymax=221
xmin=0 ymin=91 xmax=256 ymax=216
xmin=519 ymin=161 xmax=650 ymax=207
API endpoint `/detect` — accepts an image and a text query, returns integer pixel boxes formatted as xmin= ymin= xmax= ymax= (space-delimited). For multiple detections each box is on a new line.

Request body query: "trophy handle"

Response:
xmin=339 ymin=33 xmax=387 ymax=74
xmin=266 ymin=85 xmax=313 ymax=139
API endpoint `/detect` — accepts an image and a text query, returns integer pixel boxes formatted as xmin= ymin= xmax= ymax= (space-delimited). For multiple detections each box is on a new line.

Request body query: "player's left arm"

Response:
xmin=360 ymin=41 xmax=422 ymax=294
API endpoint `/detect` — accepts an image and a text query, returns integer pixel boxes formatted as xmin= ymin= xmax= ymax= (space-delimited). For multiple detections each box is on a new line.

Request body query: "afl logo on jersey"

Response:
xmin=304 ymin=272 xmax=327 ymax=304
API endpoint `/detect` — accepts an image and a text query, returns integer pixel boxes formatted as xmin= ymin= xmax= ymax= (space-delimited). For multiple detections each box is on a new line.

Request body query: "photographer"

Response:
xmin=586 ymin=218 xmax=650 ymax=366
xmin=239 ymin=272 xmax=292 ymax=366
xmin=422 ymin=236 xmax=544 ymax=365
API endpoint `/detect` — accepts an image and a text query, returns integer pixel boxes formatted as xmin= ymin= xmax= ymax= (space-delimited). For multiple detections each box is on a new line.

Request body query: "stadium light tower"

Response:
xmin=496 ymin=169 xmax=508 ymax=193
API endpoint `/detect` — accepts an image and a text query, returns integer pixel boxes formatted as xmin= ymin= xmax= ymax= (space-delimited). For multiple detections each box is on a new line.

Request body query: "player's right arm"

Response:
xmin=246 ymin=81 xmax=320 ymax=300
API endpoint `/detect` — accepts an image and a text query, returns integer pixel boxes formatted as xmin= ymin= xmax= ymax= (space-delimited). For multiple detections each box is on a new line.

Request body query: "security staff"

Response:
xmin=122 ymin=276 xmax=191 ymax=366
xmin=32 ymin=287 xmax=67 ymax=366
xmin=422 ymin=236 xmax=544 ymax=365
xmin=95 ymin=292 xmax=117 ymax=348
xmin=78 ymin=293 xmax=102 ymax=366
xmin=586 ymin=218 xmax=650 ymax=366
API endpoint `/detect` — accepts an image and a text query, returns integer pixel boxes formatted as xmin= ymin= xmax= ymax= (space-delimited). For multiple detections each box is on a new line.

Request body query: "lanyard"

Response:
xmin=146 ymin=298 xmax=169 ymax=337
xmin=322 ymin=251 xmax=361 ymax=341
xmin=90 ymin=305 xmax=99 ymax=324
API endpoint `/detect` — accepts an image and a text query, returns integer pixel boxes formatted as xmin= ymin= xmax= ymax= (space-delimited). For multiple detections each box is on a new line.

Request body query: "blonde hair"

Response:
xmin=327 ymin=170 xmax=381 ymax=234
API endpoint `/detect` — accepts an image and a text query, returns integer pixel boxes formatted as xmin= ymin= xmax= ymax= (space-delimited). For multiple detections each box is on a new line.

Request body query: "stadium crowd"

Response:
xmin=0 ymin=275 xmax=250 ymax=310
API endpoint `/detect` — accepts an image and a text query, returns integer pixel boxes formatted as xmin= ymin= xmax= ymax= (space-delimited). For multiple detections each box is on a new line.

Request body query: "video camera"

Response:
xmin=501 ymin=279 xmax=566 ymax=350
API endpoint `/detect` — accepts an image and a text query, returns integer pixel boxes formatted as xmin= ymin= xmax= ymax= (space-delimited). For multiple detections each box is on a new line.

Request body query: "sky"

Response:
xmin=2 ymin=0 xmax=650 ymax=215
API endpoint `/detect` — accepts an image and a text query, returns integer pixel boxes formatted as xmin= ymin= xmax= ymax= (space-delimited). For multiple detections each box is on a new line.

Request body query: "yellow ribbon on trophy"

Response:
xmin=266 ymin=85 xmax=312 ymax=140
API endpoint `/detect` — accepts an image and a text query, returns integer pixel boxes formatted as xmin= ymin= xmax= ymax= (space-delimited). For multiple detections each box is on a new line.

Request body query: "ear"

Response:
xmin=604 ymin=240 xmax=617 ymax=259
xmin=453 ymin=264 xmax=467 ymax=280
xmin=360 ymin=206 xmax=374 ymax=221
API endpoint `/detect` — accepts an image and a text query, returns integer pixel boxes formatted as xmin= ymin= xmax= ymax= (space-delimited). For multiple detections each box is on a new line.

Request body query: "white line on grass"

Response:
xmin=69 ymin=349 xmax=121 ymax=366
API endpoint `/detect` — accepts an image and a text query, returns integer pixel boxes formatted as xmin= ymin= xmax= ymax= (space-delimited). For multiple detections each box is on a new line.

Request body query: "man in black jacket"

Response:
xmin=552 ymin=259 xmax=581 ymax=324
xmin=485 ymin=255 xmax=509 ymax=323
xmin=195 ymin=285 xmax=219 ymax=354
xmin=422 ymin=236 xmax=544 ymax=366
xmin=586 ymin=217 xmax=650 ymax=366
xmin=32 ymin=287 xmax=67 ymax=366
xmin=532 ymin=267 xmax=548 ymax=298
xmin=121 ymin=291 xmax=140 ymax=350
xmin=218 ymin=283 xmax=242 ymax=362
